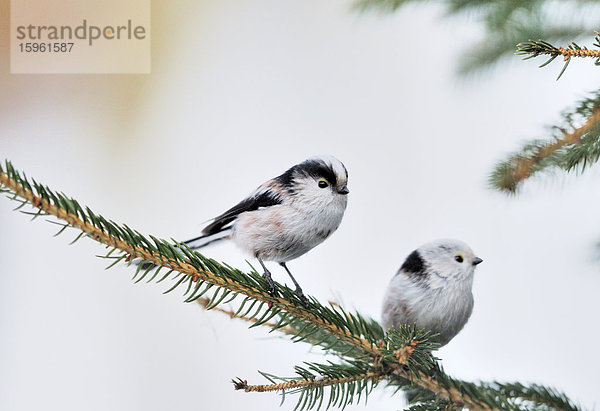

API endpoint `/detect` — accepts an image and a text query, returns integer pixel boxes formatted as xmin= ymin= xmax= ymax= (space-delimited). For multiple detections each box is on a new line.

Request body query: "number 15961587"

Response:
xmin=18 ymin=43 xmax=74 ymax=53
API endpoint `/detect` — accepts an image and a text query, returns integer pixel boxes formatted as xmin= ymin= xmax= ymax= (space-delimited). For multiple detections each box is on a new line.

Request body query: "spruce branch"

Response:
xmin=233 ymin=370 xmax=382 ymax=393
xmin=0 ymin=160 xmax=582 ymax=410
xmin=0 ymin=161 xmax=380 ymax=357
xmin=489 ymin=91 xmax=600 ymax=193
xmin=354 ymin=0 xmax=597 ymax=74
xmin=234 ymin=361 xmax=383 ymax=410
xmin=516 ymin=32 xmax=600 ymax=79
xmin=235 ymin=363 xmax=382 ymax=393
xmin=0 ymin=161 xmax=459 ymax=406
xmin=486 ymin=382 xmax=582 ymax=411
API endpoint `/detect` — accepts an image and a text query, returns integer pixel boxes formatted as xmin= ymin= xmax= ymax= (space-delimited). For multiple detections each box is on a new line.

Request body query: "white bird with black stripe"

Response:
xmin=382 ymin=239 xmax=483 ymax=347
xmin=183 ymin=156 xmax=349 ymax=299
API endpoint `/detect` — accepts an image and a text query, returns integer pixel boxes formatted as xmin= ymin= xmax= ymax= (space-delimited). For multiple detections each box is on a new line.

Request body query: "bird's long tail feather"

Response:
xmin=183 ymin=229 xmax=232 ymax=250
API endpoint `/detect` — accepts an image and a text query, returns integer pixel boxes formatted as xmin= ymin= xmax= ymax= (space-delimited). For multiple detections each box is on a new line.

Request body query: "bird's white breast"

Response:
xmin=382 ymin=271 xmax=474 ymax=347
xmin=231 ymin=195 xmax=347 ymax=262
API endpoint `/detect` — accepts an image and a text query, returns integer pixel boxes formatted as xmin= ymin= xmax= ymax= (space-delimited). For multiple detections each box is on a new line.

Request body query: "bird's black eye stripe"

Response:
xmin=299 ymin=160 xmax=338 ymax=186
xmin=455 ymin=255 xmax=464 ymax=263
xmin=318 ymin=180 xmax=328 ymax=188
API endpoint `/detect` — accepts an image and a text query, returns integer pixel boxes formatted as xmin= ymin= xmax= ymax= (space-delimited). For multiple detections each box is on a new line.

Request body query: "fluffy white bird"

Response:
xmin=381 ymin=239 xmax=483 ymax=347
xmin=183 ymin=156 xmax=349 ymax=298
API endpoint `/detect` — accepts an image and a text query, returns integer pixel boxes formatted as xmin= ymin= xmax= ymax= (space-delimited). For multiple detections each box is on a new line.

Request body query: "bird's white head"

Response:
xmin=277 ymin=156 xmax=349 ymax=208
xmin=408 ymin=239 xmax=482 ymax=284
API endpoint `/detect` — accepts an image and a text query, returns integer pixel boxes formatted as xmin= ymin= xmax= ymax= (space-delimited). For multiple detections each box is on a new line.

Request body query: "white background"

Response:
xmin=2 ymin=1 xmax=600 ymax=409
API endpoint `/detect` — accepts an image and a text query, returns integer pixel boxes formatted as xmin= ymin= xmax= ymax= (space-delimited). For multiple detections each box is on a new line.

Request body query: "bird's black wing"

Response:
xmin=200 ymin=188 xmax=283 ymax=236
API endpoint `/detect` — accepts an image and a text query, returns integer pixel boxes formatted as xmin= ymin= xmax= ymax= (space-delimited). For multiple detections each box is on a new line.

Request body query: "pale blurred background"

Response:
xmin=2 ymin=0 xmax=600 ymax=410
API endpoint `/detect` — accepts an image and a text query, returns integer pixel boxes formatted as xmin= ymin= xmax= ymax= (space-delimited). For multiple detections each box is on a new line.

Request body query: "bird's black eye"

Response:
xmin=318 ymin=180 xmax=328 ymax=188
xmin=455 ymin=255 xmax=464 ymax=263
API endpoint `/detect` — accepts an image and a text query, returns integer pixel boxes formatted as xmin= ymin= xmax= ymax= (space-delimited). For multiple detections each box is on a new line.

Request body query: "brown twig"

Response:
xmin=557 ymin=47 xmax=600 ymax=60
xmin=509 ymin=108 xmax=600 ymax=186
xmin=235 ymin=371 xmax=383 ymax=393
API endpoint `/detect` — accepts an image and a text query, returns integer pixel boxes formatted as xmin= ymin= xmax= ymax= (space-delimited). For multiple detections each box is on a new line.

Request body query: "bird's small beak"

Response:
xmin=473 ymin=257 xmax=483 ymax=266
xmin=338 ymin=186 xmax=349 ymax=195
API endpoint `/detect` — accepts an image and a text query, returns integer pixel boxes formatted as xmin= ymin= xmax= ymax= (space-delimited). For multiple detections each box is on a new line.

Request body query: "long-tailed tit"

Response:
xmin=182 ymin=156 xmax=349 ymax=298
xmin=381 ymin=239 xmax=483 ymax=347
